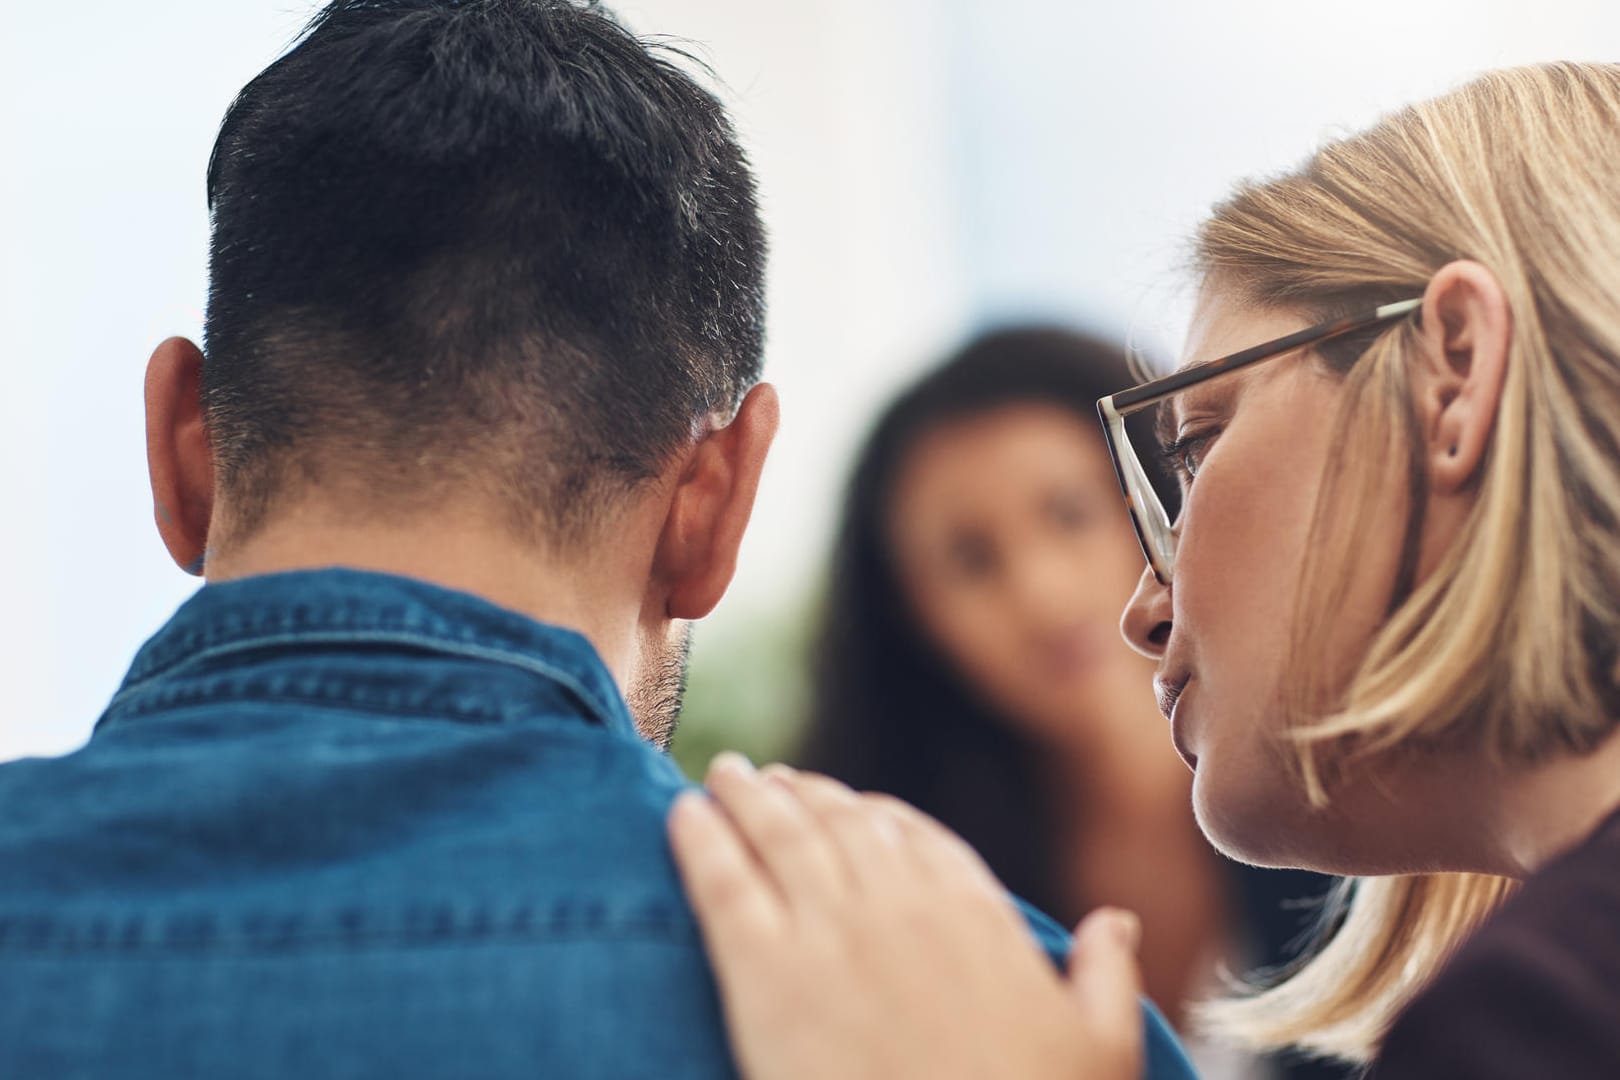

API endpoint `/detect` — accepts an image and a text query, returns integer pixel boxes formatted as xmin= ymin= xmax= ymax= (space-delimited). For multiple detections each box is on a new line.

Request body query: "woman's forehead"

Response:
xmin=1178 ymin=291 xmax=1316 ymax=374
xmin=1161 ymin=297 xmax=1321 ymax=433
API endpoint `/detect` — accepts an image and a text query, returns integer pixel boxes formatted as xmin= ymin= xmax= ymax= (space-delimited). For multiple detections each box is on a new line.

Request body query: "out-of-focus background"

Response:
xmin=4 ymin=0 xmax=1619 ymax=769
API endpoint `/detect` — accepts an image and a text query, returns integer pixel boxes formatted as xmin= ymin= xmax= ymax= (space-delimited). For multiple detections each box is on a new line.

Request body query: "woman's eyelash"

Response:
xmin=1161 ymin=429 xmax=1220 ymax=478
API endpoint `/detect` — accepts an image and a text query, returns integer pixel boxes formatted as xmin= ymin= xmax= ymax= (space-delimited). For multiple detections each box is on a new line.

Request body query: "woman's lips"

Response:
xmin=1169 ymin=696 xmax=1198 ymax=771
xmin=1155 ymin=674 xmax=1198 ymax=771
xmin=1153 ymin=674 xmax=1186 ymax=721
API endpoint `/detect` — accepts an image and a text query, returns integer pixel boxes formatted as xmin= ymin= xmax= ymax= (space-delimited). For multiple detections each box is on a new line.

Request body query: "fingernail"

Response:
xmin=670 ymin=790 xmax=711 ymax=823
xmin=759 ymin=762 xmax=796 ymax=785
xmin=710 ymin=751 xmax=755 ymax=778
xmin=1109 ymin=910 xmax=1142 ymax=953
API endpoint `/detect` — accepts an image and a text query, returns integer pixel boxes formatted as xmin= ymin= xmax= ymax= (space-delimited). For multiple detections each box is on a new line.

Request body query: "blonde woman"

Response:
xmin=666 ymin=62 xmax=1620 ymax=1079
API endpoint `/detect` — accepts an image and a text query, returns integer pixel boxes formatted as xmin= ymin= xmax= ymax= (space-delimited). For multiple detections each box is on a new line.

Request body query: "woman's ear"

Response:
xmin=145 ymin=337 xmax=215 ymax=575
xmin=1415 ymin=261 xmax=1513 ymax=495
xmin=652 ymin=383 xmax=781 ymax=620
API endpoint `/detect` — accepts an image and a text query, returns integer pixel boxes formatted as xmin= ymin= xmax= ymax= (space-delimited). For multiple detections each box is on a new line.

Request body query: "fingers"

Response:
xmin=694 ymin=756 xmax=1008 ymax=918
xmin=667 ymin=790 xmax=786 ymax=962
xmin=755 ymin=769 xmax=1012 ymax=926
xmin=1066 ymin=907 xmax=1146 ymax=1068
xmin=701 ymin=753 xmax=852 ymax=903
xmin=863 ymin=792 xmax=1003 ymax=892
xmin=759 ymin=768 xmax=908 ymax=892
xmin=670 ymin=760 xmax=1134 ymax=1080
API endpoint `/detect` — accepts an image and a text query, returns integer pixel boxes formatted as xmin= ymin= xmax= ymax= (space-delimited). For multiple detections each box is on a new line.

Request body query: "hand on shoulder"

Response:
xmin=667 ymin=754 xmax=1145 ymax=1080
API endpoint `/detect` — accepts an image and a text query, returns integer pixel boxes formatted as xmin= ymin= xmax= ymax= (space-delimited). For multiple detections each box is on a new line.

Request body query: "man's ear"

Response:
xmin=1414 ymin=260 xmax=1513 ymax=495
xmin=653 ymin=383 xmax=780 ymax=620
xmin=145 ymin=337 xmax=215 ymax=576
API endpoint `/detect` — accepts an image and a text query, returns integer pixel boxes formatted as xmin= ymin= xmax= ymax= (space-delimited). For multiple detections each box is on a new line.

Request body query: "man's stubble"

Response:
xmin=626 ymin=622 xmax=693 ymax=752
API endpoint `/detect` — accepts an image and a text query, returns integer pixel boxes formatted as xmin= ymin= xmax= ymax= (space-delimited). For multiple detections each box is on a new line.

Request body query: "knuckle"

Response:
xmin=798 ymin=770 xmax=856 ymax=799
xmin=860 ymin=793 xmax=911 ymax=817
xmin=752 ymin=796 xmax=815 ymax=849
xmin=758 ymin=762 xmax=796 ymax=785
xmin=690 ymin=859 xmax=758 ymax=914
xmin=824 ymin=795 xmax=882 ymax=836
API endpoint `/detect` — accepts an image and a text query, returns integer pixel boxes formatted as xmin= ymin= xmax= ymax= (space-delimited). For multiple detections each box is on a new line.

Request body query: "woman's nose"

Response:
xmin=1121 ymin=564 xmax=1172 ymax=659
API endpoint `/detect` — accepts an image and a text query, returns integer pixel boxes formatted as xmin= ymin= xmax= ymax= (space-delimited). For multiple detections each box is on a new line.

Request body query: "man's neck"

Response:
xmin=202 ymin=505 xmax=651 ymax=690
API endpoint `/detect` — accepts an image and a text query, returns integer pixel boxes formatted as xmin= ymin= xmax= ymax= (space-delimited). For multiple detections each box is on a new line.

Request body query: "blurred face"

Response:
xmin=1121 ymin=289 xmax=1456 ymax=872
xmin=888 ymin=403 xmax=1155 ymax=744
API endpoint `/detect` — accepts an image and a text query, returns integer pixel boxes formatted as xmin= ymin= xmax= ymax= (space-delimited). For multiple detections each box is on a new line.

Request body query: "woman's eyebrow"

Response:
xmin=1154 ymin=354 xmax=1225 ymax=452
xmin=1154 ymin=375 xmax=1246 ymax=453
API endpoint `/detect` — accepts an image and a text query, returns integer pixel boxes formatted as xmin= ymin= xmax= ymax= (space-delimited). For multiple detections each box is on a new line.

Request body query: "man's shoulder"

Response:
xmin=0 ymin=714 xmax=740 ymax=1077
xmin=0 ymin=709 xmax=698 ymax=913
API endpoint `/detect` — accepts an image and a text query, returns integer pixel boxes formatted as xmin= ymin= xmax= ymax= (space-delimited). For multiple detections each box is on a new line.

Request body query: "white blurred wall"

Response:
xmin=4 ymin=0 xmax=1620 ymax=760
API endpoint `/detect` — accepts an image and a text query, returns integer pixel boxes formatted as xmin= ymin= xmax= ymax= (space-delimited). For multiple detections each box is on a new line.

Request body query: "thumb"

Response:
xmin=1065 ymin=907 xmax=1146 ymax=1064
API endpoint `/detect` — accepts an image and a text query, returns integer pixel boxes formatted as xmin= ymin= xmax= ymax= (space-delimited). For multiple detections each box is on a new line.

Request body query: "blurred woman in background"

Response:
xmin=797 ymin=328 xmax=1335 ymax=1064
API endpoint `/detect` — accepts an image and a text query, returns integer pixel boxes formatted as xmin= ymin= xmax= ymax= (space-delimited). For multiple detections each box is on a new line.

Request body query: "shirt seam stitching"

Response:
xmin=107 ymin=629 xmax=621 ymax=729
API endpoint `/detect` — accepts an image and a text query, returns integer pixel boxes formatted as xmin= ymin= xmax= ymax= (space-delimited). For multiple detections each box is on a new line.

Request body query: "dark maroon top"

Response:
xmin=1369 ymin=806 xmax=1620 ymax=1079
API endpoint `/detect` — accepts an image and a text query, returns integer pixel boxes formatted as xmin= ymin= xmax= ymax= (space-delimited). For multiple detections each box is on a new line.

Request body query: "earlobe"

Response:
xmin=657 ymin=383 xmax=780 ymax=620
xmin=145 ymin=337 xmax=216 ymax=575
xmin=1417 ymin=262 xmax=1512 ymax=496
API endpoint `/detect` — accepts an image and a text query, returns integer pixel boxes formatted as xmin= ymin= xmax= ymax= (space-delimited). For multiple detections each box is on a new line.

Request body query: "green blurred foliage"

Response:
xmin=670 ymin=595 xmax=816 ymax=780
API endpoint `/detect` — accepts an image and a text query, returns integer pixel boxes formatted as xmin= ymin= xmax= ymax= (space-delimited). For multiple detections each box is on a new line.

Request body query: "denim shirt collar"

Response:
xmin=97 ymin=568 xmax=637 ymax=738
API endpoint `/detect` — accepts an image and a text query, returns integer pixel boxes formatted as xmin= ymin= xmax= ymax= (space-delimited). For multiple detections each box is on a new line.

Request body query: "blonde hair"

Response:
xmin=1193 ymin=62 xmax=1620 ymax=1062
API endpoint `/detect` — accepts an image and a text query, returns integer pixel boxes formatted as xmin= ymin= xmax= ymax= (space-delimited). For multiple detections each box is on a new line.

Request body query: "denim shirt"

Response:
xmin=0 ymin=569 xmax=1196 ymax=1079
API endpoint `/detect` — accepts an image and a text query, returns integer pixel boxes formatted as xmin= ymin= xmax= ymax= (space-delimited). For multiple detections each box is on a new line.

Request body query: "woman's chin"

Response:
xmin=1192 ymin=777 xmax=1413 ymax=875
xmin=1190 ymin=763 xmax=1324 ymax=870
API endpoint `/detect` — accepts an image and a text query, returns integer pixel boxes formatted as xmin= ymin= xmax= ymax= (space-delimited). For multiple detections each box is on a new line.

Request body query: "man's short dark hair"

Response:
xmin=201 ymin=0 xmax=766 ymax=541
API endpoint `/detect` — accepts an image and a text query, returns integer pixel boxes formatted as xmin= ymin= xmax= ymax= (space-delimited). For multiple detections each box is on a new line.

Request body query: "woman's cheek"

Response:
xmin=923 ymin=590 xmax=1012 ymax=693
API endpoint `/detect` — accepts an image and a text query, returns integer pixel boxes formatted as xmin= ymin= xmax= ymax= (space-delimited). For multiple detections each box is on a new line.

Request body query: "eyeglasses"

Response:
xmin=1096 ymin=298 xmax=1423 ymax=586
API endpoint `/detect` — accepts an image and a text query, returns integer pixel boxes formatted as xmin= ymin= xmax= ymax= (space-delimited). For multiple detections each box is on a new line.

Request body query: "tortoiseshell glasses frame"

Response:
xmin=1096 ymin=297 xmax=1423 ymax=586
